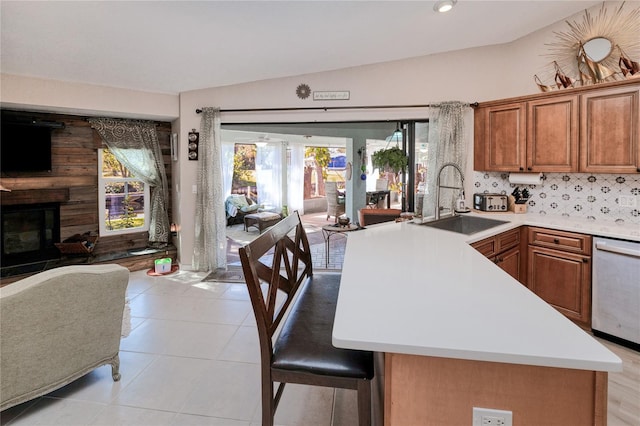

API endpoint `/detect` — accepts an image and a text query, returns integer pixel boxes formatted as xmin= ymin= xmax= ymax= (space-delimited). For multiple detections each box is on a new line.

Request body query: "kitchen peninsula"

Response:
xmin=333 ymin=214 xmax=627 ymax=425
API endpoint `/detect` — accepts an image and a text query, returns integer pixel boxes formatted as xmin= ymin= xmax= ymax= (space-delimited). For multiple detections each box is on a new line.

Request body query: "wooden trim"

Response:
xmin=594 ymin=371 xmax=608 ymax=426
xmin=0 ymin=188 xmax=70 ymax=205
xmin=476 ymin=79 xmax=639 ymax=109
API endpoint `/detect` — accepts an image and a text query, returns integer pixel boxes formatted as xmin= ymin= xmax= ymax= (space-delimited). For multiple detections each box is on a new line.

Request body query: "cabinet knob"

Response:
xmin=527 ymin=167 xmax=532 ymax=171
xmin=583 ymin=258 xmax=589 ymax=263
xmin=637 ymin=167 xmax=640 ymax=173
xmin=519 ymin=167 xmax=524 ymax=171
xmin=553 ymin=238 xmax=560 ymax=244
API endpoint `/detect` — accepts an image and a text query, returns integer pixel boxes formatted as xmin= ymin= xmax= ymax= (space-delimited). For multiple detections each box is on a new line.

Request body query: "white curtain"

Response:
xmin=256 ymin=142 xmax=283 ymax=211
xmin=222 ymin=141 xmax=235 ymax=198
xmin=288 ymin=143 xmax=305 ymax=215
xmin=193 ymin=107 xmax=227 ymax=272
xmin=423 ymin=102 xmax=468 ymax=219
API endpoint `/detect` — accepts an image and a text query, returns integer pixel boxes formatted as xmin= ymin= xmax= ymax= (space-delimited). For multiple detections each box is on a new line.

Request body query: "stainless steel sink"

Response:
xmin=419 ymin=215 xmax=508 ymax=235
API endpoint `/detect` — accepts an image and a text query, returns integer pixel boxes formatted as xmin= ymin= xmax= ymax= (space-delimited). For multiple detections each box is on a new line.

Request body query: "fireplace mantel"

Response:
xmin=0 ymin=189 xmax=70 ymax=206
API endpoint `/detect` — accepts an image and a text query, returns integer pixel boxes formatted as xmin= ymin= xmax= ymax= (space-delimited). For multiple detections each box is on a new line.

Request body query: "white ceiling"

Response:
xmin=1 ymin=1 xmax=600 ymax=95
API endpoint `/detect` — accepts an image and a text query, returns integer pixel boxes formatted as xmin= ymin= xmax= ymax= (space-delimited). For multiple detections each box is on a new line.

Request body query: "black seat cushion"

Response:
xmin=272 ymin=273 xmax=374 ymax=379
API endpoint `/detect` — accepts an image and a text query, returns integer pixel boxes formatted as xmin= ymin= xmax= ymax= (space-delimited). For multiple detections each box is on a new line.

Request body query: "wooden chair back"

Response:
xmin=239 ymin=212 xmax=312 ymax=355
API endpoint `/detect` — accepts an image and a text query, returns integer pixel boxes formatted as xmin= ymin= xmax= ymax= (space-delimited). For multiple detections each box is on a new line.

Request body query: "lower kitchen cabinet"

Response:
xmin=527 ymin=227 xmax=592 ymax=328
xmin=496 ymin=245 xmax=521 ymax=282
xmin=471 ymin=227 xmax=523 ymax=284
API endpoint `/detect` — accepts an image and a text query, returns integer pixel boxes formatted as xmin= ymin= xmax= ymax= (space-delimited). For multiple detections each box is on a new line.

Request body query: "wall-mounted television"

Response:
xmin=1 ymin=120 xmax=57 ymax=173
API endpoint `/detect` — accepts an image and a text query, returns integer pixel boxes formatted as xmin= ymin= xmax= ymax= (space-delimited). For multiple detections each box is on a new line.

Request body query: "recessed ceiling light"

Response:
xmin=434 ymin=0 xmax=457 ymax=13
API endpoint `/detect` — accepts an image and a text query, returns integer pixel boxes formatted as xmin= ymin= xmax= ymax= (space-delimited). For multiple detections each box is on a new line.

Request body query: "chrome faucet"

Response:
xmin=435 ymin=162 xmax=464 ymax=220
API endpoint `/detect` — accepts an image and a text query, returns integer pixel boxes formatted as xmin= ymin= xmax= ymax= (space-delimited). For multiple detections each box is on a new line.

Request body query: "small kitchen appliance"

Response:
xmin=473 ymin=193 xmax=508 ymax=212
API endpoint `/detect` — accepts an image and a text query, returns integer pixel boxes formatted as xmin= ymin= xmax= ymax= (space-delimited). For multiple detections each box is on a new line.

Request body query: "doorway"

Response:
xmin=221 ymin=121 xmax=427 ymax=268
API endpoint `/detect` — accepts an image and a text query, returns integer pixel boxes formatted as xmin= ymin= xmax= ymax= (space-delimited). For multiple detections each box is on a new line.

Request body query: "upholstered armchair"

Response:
xmin=325 ymin=182 xmax=346 ymax=222
xmin=225 ymin=194 xmax=259 ymax=226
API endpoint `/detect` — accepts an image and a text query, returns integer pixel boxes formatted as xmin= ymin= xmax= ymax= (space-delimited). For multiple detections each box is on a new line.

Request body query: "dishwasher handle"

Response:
xmin=595 ymin=241 xmax=640 ymax=258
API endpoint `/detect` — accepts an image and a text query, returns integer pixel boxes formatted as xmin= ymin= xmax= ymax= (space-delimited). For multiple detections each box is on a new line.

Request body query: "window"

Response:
xmin=98 ymin=149 xmax=150 ymax=235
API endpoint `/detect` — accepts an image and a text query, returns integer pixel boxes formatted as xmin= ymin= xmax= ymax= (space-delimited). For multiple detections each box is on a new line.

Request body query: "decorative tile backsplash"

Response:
xmin=472 ymin=172 xmax=640 ymax=225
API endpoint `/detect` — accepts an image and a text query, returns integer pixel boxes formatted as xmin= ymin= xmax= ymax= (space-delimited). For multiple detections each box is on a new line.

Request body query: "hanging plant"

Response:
xmin=371 ymin=146 xmax=408 ymax=174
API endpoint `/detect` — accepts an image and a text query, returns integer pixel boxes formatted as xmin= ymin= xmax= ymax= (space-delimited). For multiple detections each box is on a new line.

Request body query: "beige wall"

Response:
xmin=0 ymin=74 xmax=179 ymax=120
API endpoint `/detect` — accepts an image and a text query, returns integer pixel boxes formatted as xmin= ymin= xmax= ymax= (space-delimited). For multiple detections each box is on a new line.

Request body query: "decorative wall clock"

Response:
xmin=296 ymin=84 xmax=311 ymax=99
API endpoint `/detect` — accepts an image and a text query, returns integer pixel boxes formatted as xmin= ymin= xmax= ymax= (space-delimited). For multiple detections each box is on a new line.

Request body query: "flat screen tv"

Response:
xmin=1 ymin=123 xmax=53 ymax=173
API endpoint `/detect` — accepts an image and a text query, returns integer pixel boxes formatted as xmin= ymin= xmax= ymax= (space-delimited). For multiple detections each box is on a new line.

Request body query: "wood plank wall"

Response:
xmin=0 ymin=110 xmax=173 ymax=257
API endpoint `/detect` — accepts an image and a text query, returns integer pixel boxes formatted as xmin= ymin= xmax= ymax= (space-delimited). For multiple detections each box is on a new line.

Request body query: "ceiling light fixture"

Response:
xmin=434 ymin=0 xmax=456 ymax=13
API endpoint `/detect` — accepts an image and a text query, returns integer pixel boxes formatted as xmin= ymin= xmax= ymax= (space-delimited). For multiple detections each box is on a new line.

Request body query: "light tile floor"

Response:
xmin=0 ymin=270 xmax=359 ymax=426
xmin=2 ymin=267 xmax=638 ymax=425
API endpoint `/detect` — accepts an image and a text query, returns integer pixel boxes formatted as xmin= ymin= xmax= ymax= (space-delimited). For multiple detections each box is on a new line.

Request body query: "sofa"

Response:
xmin=0 ymin=264 xmax=130 ymax=411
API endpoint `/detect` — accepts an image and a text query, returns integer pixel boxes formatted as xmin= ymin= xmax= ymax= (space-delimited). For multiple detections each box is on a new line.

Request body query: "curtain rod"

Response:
xmin=195 ymin=102 xmax=479 ymax=114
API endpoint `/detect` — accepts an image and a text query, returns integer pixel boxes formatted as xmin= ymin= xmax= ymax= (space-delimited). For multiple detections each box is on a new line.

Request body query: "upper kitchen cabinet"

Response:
xmin=579 ymin=85 xmax=639 ymax=173
xmin=527 ymin=96 xmax=578 ymax=172
xmin=475 ymin=96 xmax=578 ymax=172
xmin=474 ymin=103 xmax=526 ymax=172
xmin=474 ymin=80 xmax=639 ymax=174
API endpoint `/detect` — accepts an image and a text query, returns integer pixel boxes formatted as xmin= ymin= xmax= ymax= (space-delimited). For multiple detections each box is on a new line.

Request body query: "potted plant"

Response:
xmin=372 ymin=146 xmax=408 ymax=203
xmin=371 ymin=146 xmax=408 ymax=175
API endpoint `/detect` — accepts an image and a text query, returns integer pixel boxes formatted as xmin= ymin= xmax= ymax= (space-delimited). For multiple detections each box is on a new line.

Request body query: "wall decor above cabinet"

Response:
xmin=536 ymin=2 xmax=640 ymax=92
xmin=474 ymin=80 xmax=639 ymax=174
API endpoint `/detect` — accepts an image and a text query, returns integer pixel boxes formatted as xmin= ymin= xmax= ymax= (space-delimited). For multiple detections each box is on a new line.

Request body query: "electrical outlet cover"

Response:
xmin=472 ymin=407 xmax=513 ymax=426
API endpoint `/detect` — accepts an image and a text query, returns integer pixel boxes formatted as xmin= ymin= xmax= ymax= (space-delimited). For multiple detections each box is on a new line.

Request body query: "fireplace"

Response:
xmin=1 ymin=203 xmax=61 ymax=267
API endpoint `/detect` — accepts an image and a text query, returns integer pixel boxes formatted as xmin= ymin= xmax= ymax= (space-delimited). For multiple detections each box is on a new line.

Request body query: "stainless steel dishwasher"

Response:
xmin=592 ymin=236 xmax=640 ymax=350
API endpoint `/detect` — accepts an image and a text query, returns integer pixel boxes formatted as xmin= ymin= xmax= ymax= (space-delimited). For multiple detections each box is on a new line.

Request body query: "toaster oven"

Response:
xmin=473 ymin=193 xmax=508 ymax=211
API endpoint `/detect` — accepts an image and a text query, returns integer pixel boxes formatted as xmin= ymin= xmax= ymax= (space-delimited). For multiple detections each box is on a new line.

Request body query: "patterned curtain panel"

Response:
xmin=423 ymin=101 xmax=469 ymax=218
xmin=193 ymin=107 xmax=227 ymax=272
xmin=88 ymin=117 xmax=170 ymax=245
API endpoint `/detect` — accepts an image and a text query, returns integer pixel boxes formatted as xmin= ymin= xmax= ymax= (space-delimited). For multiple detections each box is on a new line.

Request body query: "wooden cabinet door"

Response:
xmin=580 ymin=85 xmax=640 ymax=173
xmin=527 ymin=246 xmax=591 ymax=328
xmin=482 ymin=103 xmax=526 ymax=171
xmin=527 ymin=95 xmax=578 ymax=172
xmin=496 ymin=246 xmax=522 ymax=283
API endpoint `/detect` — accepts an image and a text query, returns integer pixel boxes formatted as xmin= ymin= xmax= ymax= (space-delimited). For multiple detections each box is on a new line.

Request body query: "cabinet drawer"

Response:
xmin=528 ymin=227 xmax=591 ymax=255
xmin=495 ymin=228 xmax=520 ymax=253
xmin=470 ymin=238 xmax=496 ymax=258
xmin=470 ymin=227 xmax=521 ymax=258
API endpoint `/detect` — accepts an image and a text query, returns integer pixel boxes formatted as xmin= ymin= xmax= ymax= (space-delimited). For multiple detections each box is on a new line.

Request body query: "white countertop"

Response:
xmin=332 ymin=213 xmax=629 ymax=372
xmin=462 ymin=211 xmax=640 ymax=244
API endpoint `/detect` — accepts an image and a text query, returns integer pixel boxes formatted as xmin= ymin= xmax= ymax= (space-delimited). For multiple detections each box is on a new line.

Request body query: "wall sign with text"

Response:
xmin=313 ymin=91 xmax=350 ymax=100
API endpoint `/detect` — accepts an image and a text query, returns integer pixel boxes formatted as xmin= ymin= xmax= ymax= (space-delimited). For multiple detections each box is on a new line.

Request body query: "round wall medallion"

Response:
xmin=296 ymin=84 xmax=311 ymax=99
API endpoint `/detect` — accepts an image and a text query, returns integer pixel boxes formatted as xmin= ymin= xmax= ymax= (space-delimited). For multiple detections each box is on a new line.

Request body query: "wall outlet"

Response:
xmin=618 ymin=195 xmax=637 ymax=208
xmin=472 ymin=407 xmax=513 ymax=426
